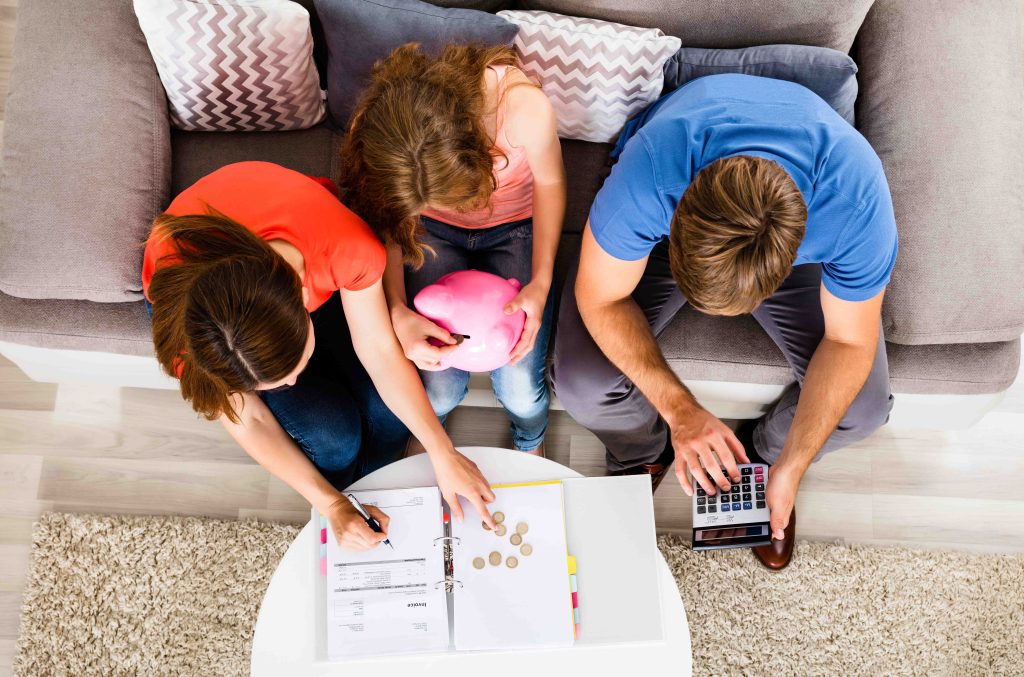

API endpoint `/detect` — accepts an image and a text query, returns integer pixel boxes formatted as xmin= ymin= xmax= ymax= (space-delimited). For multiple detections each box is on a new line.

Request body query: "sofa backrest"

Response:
xmin=515 ymin=0 xmax=874 ymax=53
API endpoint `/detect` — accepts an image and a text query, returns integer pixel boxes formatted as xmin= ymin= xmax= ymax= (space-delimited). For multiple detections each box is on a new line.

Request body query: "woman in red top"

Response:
xmin=143 ymin=161 xmax=497 ymax=549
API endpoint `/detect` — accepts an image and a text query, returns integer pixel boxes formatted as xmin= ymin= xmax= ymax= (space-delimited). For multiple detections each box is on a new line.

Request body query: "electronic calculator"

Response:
xmin=691 ymin=463 xmax=773 ymax=551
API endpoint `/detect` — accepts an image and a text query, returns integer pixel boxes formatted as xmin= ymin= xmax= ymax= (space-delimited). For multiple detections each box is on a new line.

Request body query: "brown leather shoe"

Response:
xmin=609 ymin=442 xmax=676 ymax=493
xmin=752 ymin=507 xmax=796 ymax=570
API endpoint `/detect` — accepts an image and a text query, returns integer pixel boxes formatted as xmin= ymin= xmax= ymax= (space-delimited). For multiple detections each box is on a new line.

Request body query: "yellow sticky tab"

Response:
xmin=567 ymin=555 xmax=577 ymax=575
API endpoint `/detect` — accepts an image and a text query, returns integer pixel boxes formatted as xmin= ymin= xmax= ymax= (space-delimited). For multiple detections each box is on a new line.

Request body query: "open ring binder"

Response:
xmin=434 ymin=577 xmax=463 ymax=592
xmin=432 ymin=536 xmax=461 ymax=546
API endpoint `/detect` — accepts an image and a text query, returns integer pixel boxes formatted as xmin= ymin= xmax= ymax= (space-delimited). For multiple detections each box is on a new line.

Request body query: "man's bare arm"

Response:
xmin=765 ymin=287 xmax=883 ymax=538
xmin=575 ymin=224 xmax=746 ymax=494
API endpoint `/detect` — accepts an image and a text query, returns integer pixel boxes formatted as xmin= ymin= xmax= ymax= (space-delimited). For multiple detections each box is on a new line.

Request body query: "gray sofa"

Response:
xmin=0 ymin=0 xmax=1021 ymax=429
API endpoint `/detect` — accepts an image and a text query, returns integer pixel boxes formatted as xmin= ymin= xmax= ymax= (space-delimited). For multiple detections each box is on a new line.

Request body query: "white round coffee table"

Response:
xmin=250 ymin=446 xmax=692 ymax=676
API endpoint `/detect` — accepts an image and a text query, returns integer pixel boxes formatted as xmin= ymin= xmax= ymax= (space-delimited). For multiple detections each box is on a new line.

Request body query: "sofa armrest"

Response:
xmin=0 ymin=0 xmax=170 ymax=303
xmin=855 ymin=0 xmax=1024 ymax=345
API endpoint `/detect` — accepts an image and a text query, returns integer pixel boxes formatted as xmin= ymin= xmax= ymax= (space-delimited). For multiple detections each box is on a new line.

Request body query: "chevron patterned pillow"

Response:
xmin=497 ymin=10 xmax=680 ymax=144
xmin=134 ymin=0 xmax=325 ymax=132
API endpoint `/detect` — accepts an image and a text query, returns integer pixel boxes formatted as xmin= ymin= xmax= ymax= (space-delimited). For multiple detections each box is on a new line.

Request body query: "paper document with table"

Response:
xmin=311 ymin=475 xmax=664 ymax=660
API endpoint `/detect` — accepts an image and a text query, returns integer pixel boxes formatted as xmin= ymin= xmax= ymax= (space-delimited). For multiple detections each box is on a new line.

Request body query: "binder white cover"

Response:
xmin=312 ymin=475 xmax=663 ymax=660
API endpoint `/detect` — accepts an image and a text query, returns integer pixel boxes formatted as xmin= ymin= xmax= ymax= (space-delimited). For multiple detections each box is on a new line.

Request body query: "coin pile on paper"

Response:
xmin=473 ymin=511 xmax=535 ymax=571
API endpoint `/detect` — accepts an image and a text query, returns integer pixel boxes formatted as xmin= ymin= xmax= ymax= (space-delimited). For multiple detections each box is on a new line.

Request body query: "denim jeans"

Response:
xmin=148 ymin=293 xmax=409 ymax=489
xmin=406 ymin=216 xmax=552 ymax=451
xmin=259 ymin=292 xmax=410 ymax=488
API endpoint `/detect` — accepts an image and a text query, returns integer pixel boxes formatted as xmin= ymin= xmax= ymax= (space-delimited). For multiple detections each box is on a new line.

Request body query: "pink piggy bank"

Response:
xmin=412 ymin=269 xmax=526 ymax=372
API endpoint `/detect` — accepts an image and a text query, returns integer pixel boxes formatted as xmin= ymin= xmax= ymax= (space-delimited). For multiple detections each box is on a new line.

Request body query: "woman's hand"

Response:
xmin=430 ymin=447 xmax=497 ymax=528
xmin=390 ymin=304 xmax=460 ymax=371
xmin=504 ymin=279 xmax=549 ymax=365
xmin=323 ymin=495 xmax=391 ymax=551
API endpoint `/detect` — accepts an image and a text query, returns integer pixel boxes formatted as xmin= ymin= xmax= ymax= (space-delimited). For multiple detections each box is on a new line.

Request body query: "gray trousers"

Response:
xmin=551 ymin=243 xmax=894 ymax=470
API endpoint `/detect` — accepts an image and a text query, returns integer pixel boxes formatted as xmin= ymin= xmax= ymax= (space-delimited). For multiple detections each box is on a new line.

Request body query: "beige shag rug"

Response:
xmin=14 ymin=513 xmax=1024 ymax=676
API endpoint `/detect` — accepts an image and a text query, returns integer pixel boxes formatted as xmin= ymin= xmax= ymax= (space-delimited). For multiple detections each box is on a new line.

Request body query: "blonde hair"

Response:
xmin=339 ymin=42 xmax=520 ymax=268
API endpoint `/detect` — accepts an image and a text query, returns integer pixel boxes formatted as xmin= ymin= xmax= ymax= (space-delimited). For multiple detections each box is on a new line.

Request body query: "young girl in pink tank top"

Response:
xmin=341 ymin=44 xmax=566 ymax=456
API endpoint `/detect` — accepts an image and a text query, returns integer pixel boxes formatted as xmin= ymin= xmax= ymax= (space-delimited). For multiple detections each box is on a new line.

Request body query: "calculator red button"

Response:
xmin=754 ymin=474 xmax=764 ymax=481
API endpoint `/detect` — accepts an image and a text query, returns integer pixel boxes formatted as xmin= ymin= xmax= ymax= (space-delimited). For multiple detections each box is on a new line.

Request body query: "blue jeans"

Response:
xmin=260 ymin=292 xmax=409 ymax=489
xmin=407 ymin=217 xmax=552 ymax=451
xmin=148 ymin=293 xmax=409 ymax=489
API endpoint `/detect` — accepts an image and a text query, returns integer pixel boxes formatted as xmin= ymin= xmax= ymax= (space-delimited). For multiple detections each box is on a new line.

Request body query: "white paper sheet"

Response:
xmin=450 ymin=482 xmax=575 ymax=651
xmin=325 ymin=487 xmax=449 ymax=660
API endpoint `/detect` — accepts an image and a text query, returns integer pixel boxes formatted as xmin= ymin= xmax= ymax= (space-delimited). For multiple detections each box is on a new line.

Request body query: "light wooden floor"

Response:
xmin=1 ymin=2 xmax=1023 ymax=675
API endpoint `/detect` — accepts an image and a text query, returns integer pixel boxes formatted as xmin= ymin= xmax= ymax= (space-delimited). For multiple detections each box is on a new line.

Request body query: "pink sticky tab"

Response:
xmin=572 ymin=591 xmax=578 ymax=607
xmin=320 ymin=528 xmax=327 ymax=544
xmin=319 ymin=558 xmax=327 ymax=576
xmin=574 ymin=624 xmax=580 ymax=640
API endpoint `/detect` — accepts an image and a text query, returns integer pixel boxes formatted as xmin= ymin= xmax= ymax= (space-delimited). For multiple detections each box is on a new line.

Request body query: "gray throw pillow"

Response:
xmin=663 ymin=45 xmax=858 ymax=126
xmin=313 ymin=0 xmax=519 ymax=129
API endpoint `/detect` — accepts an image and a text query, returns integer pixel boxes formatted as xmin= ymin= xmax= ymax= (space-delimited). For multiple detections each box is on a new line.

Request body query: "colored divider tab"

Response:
xmin=319 ymin=558 xmax=327 ymax=576
xmin=320 ymin=528 xmax=327 ymax=544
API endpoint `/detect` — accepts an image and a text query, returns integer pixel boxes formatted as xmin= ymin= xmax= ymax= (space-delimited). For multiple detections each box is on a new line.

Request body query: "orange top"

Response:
xmin=421 ymin=65 xmax=535 ymax=229
xmin=142 ymin=161 xmax=386 ymax=312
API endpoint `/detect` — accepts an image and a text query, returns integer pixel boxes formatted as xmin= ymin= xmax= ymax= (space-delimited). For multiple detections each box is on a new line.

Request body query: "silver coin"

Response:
xmin=515 ymin=522 xmax=529 ymax=535
xmin=520 ymin=543 xmax=533 ymax=556
xmin=510 ymin=533 xmax=522 ymax=546
xmin=494 ymin=524 xmax=507 ymax=537
xmin=493 ymin=511 xmax=506 ymax=524
xmin=506 ymin=556 xmax=519 ymax=569
xmin=472 ymin=557 xmax=486 ymax=570
xmin=488 ymin=551 xmax=502 ymax=566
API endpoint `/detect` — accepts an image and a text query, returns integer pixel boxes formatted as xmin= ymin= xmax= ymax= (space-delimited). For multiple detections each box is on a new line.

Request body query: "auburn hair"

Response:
xmin=147 ymin=210 xmax=310 ymax=423
xmin=339 ymin=42 xmax=520 ymax=268
xmin=670 ymin=156 xmax=807 ymax=315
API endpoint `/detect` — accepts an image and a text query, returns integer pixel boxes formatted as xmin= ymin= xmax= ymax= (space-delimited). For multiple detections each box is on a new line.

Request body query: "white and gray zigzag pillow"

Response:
xmin=498 ymin=10 xmax=681 ymax=144
xmin=134 ymin=0 xmax=325 ymax=132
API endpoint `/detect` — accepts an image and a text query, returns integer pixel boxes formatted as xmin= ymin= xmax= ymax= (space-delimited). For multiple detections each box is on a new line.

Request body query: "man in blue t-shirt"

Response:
xmin=552 ymin=74 xmax=897 ymax=569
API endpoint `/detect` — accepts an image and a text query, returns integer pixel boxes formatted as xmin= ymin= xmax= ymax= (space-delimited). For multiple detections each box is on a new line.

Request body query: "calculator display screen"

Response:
xmin=695 ymin=525 xmax=768 ymax=543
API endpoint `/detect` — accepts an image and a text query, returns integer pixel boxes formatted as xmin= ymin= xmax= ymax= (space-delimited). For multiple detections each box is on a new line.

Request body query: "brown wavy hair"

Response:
xmin=670 ymin=156 xmax=807 ymax=316
xmin=147 ymin=210 xmax=309 ymax=423
xmin=339 ymin=43 xmax=519 ymax=268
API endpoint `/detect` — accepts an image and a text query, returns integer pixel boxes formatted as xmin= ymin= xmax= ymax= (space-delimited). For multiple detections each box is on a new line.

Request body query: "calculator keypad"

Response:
xmin=693 ymin=464 xmax=769 ymax=523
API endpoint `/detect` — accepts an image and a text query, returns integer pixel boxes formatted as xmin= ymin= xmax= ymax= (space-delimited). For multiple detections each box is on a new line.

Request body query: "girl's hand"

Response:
xmin=430 ymin=448 xmax=497 ymax=528
xmin=504 ymin=280 xmax=549 ymax=365
xmin=390 ymin=304 xmax=460 ymax=371
xmin=323 ymin=496 xmax=391 ymax=551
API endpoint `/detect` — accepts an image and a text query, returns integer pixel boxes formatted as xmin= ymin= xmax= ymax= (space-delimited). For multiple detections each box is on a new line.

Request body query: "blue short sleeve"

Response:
xmin=821 ymin=184 xmax=899 ymax=302
xmin=588 ymin=135 xmax=670 ymax=261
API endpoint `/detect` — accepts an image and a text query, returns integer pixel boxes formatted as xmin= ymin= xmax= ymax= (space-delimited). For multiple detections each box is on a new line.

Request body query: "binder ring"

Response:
xmin=433 ymin=536 xmax=461 ymax=546
xmin=434 ymin=578 xmax=463 ymax=591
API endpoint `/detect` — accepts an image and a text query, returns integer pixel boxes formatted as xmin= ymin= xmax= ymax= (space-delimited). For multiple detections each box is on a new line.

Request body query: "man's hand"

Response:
xmin=431 ymin=448 xmax=497 ymax=528
xmin=764 ymin=463 xmax=802 ymax=540
xmin=504 ymin=279 xmax=549 ymax=365
xmin=670 ymin=406 xmax=749 ymax=496
xmin=324 ymin=496 xmax=390 ymax=551
xmin=390 ymin=304 xmax=460 ymax=370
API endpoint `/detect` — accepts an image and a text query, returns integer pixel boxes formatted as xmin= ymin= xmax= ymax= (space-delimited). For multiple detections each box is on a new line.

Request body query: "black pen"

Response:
xmin=346 ymin=494 xmax=394 ymax=549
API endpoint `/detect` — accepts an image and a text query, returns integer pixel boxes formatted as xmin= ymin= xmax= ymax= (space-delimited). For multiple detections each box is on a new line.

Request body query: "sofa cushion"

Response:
xmin=515 ymin=0 xmax=874 ymax=54
xmin=559 ymin=140 xmax=612 ymax=236
xmin=170 ymin=125 xmax=340 ymax=197
xmin=497 ymin=10 xmax=680 ymax=143
xmin=134 ymin=0 xmax=326 ymax=132
xmin=663 ymin=45 xmax=858 ymax=126
xmin=857 ymin=0 xmax=1024 ymax=344
xmin=0 ymin=0 xmax=170 ymax=303
xmin=0 ymin=293 xmax=153 ymax=357
xmin=655 ymin=305 xmax=1020 ymax=396
xmin=313 ymin=0 xmax=518 ymax=129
